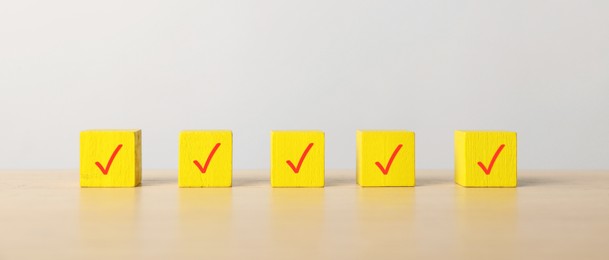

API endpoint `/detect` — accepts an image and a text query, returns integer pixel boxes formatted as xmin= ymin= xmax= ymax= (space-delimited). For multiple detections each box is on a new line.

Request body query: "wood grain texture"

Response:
xmin=1 ymin=169 xmax=608 ymax=259
xmin=178 ymin=130 xmax=232 ymax=187
xmin=80 ymin=130 xmax=141 ymax=187
xmin=271 ymin=130 xmax=324 ymax=187
xmin=356 ymin=130 xmax=415 ymax=186
xmin=455 ymin=131 xmax=517 ymax=187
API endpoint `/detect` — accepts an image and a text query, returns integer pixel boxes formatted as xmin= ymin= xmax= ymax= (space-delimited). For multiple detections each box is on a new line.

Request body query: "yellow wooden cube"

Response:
xmin=271 ymin=131 xmax=324 ymax=187
xmin=455 ymin=131 xmax=517 ymax=187
xmin=80 ymin=130 xmax=141 ymax=187
xmin=178 ymin=130 xmax=232 ymax=187
xmin=356 ymin=130 xmax=415 ymax=187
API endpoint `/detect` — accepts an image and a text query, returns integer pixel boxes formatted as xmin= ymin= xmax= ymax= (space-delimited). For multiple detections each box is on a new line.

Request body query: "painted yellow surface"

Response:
xmin=179 ymin=130 xmax=232 ymax=187
xmin=271 ymin=131 xmax=324 ymax=187
xmin=80 ymin=130 xmax=141 ymax=187
xmin=454 ymin=131 xmax=517 ymax=187
xmin=356 ymin=130 xmax=415 ymax=187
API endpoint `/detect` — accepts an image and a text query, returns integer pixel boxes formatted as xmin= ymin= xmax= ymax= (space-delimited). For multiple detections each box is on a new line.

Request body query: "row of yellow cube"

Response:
xmin=80 ymin=130 xmax=517 ymax=188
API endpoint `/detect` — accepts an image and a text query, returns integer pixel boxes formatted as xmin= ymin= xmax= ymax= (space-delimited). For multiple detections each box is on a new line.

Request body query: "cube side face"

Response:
xmin=357 ymin=130 xmax=415 ymax=187
xmin=356 ymin=131 xmax=363 ymax=185
xmin=134 ymin=130 xmax=142 ymax=185
xmin=178 ymin=131 xmax=232 ymax=187
xmin=454 ymin=131 xmax=468 ymax=186
xmin=271 ymin=131 xmax=324 ymax=187
xmin=80 ymin=130 xmax=141 ymax=187
xmin=455 ymin=131 xmax=517 ymax=187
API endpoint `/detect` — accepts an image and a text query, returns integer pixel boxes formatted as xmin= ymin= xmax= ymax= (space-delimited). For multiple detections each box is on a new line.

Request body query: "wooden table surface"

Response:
xmin=0 ymin=170 xmax=608 ymax=259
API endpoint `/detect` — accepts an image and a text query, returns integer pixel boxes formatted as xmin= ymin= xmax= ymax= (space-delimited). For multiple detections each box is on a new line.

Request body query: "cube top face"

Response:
xmin=181 ymin=130 xmax=231 ymax=134
xmin=356 ymin=130 xmax=415 ymax=187
xmin=356 ymin=130 xmax=411 ymax=133
xmin=271 ymin=131 xmax=324 ymax=187
xmin=179 ymin=130 xmax=232 ymax=187
xmin=82 ymin=129 xmax=141 ymax=133
xmin=80 ymin=130 xmax=141 ymax=187
xmin=455 ymin=131 xmax=517 ymax=187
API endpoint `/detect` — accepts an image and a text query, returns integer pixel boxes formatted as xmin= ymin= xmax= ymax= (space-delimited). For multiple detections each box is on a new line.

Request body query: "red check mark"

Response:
xmin=477 ymin=144 xmax=505 ymax=175
xmin=95 ymin=144 xmax=123 ymax=175
xmin=193 ymin=143 xmax=221 ymax=174
xmin=286 ymin=143 xmax=314 ymax=174
xmin=375 ymin=144 xmax=403 ymax=175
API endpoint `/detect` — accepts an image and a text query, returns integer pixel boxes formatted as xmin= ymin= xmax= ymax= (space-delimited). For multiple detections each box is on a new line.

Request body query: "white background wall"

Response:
xmin=1 ymin=0 xmax=608 ymax=170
